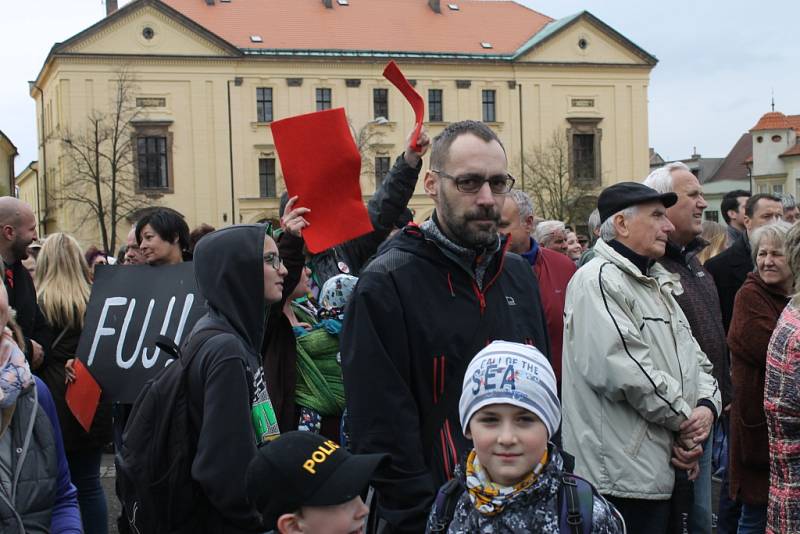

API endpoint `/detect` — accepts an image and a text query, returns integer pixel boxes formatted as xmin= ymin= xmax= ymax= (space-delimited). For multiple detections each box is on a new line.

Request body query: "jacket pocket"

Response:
xmin=738 ymin=414 xmax=769 ymax=468
xmin=623 ymin=417 xmax=649 ymax=459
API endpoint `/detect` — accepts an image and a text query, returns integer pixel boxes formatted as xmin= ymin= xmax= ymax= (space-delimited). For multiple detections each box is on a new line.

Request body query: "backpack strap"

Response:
xmin=559 ymin=475 xmax=594 ymax=534
xmin=427 ymin=477 xmax=465 ymax=533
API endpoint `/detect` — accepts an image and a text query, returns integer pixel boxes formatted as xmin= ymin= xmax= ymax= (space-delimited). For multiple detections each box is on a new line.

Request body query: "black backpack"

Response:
xmin=427 ymin=472 xmax=596 ymax=534
xmin=115 ymin=328 xmax=225 ymax=534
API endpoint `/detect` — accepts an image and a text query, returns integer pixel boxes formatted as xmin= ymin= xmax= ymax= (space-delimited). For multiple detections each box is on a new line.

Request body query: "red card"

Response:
xmin=65 ymin=359 xmax=101 ymax=433
xmin=383 ymin=60 xmax=425 ymax=151
xmin=271 ymin=108 xmax=373 ymax=253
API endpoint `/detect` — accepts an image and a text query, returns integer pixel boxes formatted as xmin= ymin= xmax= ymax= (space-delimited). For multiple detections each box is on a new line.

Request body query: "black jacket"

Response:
xmin=341 ymin=224 xmax=550 ymax=533
xmin=310 ymin=153 xmax=421 ymax=286
xmin=185 ymin=225 xmax=269 ymax=533
xmin=705 ymin=233 xmax=753 ymax=332
xmin=3 ymin=260 xmax=51 ymax=364
xmin=37 ymin=323 xmax=113 ymax=452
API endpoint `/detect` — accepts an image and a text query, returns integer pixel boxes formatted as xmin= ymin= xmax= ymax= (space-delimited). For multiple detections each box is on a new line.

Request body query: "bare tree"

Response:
xmin=60 ymin=69 xmax=151 ymax=253
xmin=349 ymin=119 xmax=388 ymax=187
xmin=520 ymin=130 xmax=597 ymax=227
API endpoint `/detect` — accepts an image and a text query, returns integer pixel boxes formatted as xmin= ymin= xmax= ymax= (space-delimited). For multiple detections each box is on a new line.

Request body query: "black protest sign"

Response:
xmin=76 ymin=263 xmax=206 ymax=403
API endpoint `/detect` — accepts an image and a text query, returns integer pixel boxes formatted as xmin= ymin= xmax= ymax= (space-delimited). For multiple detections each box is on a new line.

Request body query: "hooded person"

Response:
xmin=185 ymin=224 xmax=288 ymax=533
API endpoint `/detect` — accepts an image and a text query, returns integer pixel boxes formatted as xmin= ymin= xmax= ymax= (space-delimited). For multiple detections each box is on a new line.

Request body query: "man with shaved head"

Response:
xmin=0 ymin=197 xmax=50 ymax=369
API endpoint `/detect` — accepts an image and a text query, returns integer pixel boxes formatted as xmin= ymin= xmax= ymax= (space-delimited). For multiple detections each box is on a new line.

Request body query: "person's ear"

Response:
xmin=1 ymin=225 xmax=14 ymax=242
xmin=726 ymin=209 xmax=738 ymax=222
xmin=523 ymin=215 xmax=535 ymax=234
xmin=613 ymin=213 xmax=630 ymax=238
xmin=743 ymin=214 xmax=753 ymax=232
xmin=277 ymin=513 xmax=303 ymax=534
xmin=423 ymin=170 xmax=439 ymax=199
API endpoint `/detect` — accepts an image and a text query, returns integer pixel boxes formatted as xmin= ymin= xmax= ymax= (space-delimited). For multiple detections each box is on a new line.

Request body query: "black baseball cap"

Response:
xmin=597 ymin=182 xmax=678 ymax=223
xmin=245 ymin=432 xmax=388 ymax=529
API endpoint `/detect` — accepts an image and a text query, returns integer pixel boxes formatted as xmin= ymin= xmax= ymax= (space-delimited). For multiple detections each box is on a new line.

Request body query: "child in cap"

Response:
xmin=246 ymin=431 xmax=387 ymax=534
xmin=426 ymin=341 xmax=625 ymax=533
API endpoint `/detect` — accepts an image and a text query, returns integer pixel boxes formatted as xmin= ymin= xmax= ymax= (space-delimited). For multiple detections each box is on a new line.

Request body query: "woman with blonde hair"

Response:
xmin=36 ymin=232 xmax=112 ymax=534
xmin=697 ymin=220 xmax=728 ymax=265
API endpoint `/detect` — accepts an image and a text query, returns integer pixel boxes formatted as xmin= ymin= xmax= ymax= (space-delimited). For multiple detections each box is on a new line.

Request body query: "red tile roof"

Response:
xmin=780 ymin=143 xmax=800 ymax=158
xmin=751 ymin=111 xmax=800 ymax=133
xmin=161 ymin=0 xmax=553 ymax=55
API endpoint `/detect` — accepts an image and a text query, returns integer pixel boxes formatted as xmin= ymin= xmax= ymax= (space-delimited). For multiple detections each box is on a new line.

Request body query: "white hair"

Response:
xmin=587 ymin=208 xmax=601 ymax=237
xmin=599 ymin=206 xmax=638 ymax=241
xmin=643 ymin=161 xmax=691 ymax=194
xmin=507 ymin=189 xmax=534 ymax=221
xmin=750 ymin=221 xmax=793 ymax=264
xmin=534 ymin=220 xmax=566 ymax=244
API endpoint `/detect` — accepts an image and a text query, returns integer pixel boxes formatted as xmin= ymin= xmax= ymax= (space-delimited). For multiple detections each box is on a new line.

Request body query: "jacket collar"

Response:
xmin=595 ymin=239 xmax=682 ymax=292
xmin=607 ymin=239 xmax=654 ymax=276
xmin=747 ymin=271 xmax=791 ymax=301
xmin=420 ymin=212 xmax=502 ymax=288
xmin=520 ymin=237 xmax=539 ymax=266
xmin=664 ymin=237 xmax=709 ymax=265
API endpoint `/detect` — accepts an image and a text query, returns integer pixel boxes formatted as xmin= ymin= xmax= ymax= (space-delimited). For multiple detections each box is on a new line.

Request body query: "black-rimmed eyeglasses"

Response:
xmin=431 ymin=170 xmax=515 ymax=194
xmin=263 ymin=252 xmax=283 ymax=271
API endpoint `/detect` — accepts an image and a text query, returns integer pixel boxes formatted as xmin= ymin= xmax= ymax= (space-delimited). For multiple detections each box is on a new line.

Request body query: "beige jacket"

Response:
xmin=562 ymin=239 xmax=721 ymax=500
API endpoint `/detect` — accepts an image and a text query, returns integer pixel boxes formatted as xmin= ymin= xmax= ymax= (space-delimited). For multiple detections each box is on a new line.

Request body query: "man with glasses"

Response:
xmin=341 ymin=120 xmax=550 ymax=533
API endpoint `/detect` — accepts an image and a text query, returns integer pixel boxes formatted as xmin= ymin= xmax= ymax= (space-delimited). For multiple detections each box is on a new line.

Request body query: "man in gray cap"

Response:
xmin=561 ymin=182 xmax=721 ymax=534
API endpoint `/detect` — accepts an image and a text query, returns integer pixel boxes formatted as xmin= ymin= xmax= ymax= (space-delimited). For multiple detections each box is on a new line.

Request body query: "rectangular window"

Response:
xmin=375 ymin=156 xmax=391 ymax=187
xmin=705 ymin=210 xmax=719 ymax=222
xmin=373 ymin=88 xmax=389 ymax=120
xmin=773 ymin=184 xmax=784 ymax=195
xmin=137 ymin=136 xmax=168 ymax=189
xmin=572 ymin=133 xmax=595 ymax=182
xmin=259 ymin=158 xmax=276 ymax=198
xmin=482 ymin=90 xmax=496 ymax=122
xmin=256 ymin=87 xmax=273 ymax=122
xmin=757 ymin=184 xmax=768 ymax=194
xmin=316 ymin=88 xmax=332 ymax=111
xmin=428 ymin=89 xmax=443 ymax=122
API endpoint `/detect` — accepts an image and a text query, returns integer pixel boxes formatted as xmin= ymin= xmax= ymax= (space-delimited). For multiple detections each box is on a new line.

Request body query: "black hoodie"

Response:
xmin=186 ymin=224 xmax=270 ymax=533
xmin=341 ymin=223 xmax=550 ymax=533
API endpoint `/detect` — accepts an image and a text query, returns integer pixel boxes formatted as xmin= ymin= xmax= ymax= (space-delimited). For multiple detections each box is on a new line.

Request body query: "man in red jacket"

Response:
xmin=499 ymin=189 xmax=576 ymax=390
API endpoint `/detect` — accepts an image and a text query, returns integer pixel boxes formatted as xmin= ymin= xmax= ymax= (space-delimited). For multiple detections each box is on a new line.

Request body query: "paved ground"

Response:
xmin=100 ymin=454 xmax=121 ymax=533
xmin=98 ymin=453 xmax=724 ymax=534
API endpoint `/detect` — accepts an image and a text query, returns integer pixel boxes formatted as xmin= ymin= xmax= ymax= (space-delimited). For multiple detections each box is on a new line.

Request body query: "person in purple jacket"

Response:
xmin=0 ymin=282 xmax=81 ymax=533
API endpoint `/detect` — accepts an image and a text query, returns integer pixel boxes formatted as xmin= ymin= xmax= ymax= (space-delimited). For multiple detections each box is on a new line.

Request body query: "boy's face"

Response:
xmin=466 ymin=403 xmax=549 ymax=486
xmin=278 ymin=496 xmax=369 ymax=534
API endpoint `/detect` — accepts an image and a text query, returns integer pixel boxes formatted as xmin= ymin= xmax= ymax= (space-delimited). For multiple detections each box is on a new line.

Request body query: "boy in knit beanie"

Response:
xmin=426 ymin=341 xmax=625 ymax=533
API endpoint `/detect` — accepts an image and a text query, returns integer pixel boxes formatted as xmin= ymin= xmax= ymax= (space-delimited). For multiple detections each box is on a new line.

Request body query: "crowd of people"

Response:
xmin=1 ymin=119 xmax=800 ymax=534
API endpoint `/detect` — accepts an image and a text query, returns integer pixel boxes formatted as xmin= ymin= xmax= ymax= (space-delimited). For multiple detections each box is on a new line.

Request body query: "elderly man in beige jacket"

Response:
xmin=562 ymin=182 xmax=721 ymax=534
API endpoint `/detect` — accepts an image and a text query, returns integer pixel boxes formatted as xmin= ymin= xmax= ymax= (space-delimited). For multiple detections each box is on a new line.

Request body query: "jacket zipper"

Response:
xmin=470 ymin=238 xmax=510 ymax=315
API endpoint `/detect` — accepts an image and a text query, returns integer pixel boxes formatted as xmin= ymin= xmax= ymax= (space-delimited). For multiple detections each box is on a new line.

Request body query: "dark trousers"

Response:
xmin=605 ymin=496 xmax=671 ymax=534
xmin=67 ymin=448 xmax=108 ymax=534
xmin=716 ymin=414 xmax=742 ymax=534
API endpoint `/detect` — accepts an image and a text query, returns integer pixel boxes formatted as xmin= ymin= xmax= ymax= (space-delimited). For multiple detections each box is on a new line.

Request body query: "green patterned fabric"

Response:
xmin=295 ymin=327 xmax=345 ymax=416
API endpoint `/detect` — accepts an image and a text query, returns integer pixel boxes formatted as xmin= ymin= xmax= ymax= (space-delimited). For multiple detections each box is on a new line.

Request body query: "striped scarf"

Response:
xmin=465 ymin=448 xmax=548 ymax=516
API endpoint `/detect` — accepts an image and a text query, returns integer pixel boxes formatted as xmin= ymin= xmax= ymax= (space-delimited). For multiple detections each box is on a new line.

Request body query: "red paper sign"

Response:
xmin=271 ymin=108 xmax=373 ymax=253
xmin=383 ymin=60 xmax=425 ymax=151
xmin=65 ymin=359 xmax=101 ymax=433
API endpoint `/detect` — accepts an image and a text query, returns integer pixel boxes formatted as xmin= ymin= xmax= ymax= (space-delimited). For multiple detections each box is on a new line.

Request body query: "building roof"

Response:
xmin=706 ymin=133 xmax=752 ymax=183
xmin=750 ymin=111 xmax=800 ymax=133
xmin=0 ymin=130 xmax=18 ymax=157
xmin=154 ymin=0 xmax=657 ymax=63
xmin=780 ymin=143 xmax=800 ymax=158
xmin=161 ymin=0 xmax=553 ymax=56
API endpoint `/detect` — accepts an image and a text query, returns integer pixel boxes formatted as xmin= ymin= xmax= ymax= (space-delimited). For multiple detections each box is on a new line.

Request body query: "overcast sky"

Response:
xmin=1 ymin=0 xmax=798 ymax=170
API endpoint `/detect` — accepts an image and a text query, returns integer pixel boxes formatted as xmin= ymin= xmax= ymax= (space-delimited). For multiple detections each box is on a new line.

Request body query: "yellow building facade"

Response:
xmin=27 ymin=0 xmax=657 ymax=249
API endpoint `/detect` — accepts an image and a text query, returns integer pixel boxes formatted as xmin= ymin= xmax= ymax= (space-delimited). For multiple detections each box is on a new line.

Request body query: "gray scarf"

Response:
xmin=420 ymin=214 xmax=501 ymax=290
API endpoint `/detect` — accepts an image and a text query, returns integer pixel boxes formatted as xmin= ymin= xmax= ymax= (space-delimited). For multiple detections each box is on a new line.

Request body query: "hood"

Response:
xmin=193 ymin=224 xmax=267 ymax=352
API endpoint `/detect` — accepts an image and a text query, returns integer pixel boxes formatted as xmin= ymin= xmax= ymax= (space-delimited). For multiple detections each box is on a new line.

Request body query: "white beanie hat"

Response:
xmin=459 ymin=340 xmax=561 ymax=439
